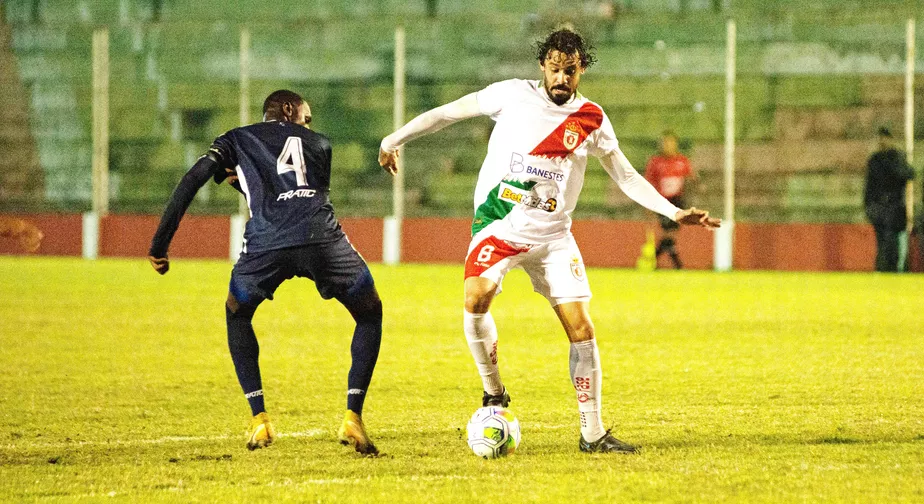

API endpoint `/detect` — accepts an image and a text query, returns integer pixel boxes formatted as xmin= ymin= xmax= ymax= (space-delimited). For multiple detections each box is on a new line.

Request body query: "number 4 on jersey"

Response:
xmin=277 ymin=136 xmax=309 ymax=187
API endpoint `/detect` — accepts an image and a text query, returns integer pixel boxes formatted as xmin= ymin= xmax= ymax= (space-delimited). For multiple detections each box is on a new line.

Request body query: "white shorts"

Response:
xmin=464 ymin=226 xmax=591 ymax=306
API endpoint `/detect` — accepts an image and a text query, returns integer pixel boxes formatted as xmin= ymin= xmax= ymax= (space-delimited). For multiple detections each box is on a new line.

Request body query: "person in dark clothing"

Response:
xmin=149 ymin=90 xmax=382 ymax=455
xmin=864 ymin=127 xmax=914 ymax=272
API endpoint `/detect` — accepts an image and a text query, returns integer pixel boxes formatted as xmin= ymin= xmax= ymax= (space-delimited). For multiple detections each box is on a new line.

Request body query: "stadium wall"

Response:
xmin=2 ymin=213 xmax=914 ymax=272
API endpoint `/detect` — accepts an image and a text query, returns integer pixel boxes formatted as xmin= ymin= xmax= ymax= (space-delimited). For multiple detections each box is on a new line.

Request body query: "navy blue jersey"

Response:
xmin=210 ymin=121 xmax=344 ymax=253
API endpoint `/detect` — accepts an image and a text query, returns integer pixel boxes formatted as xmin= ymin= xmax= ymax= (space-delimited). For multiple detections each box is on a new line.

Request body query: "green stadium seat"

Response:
xmin=5 ymin=2 xmax=913 ymax=221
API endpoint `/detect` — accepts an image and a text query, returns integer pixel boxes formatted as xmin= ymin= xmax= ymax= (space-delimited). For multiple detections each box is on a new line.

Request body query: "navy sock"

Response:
xmin=338 ymin=272 xmax=383 ymax=415
xmin=226 ymin=304 xmax=265 ymax=416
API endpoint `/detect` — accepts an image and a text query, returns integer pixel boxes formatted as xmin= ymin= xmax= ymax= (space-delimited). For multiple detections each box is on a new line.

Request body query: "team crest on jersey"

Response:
xmin=570 ymin=255 xmax=586 ymax=281
xmin=563 ymin=122 xmax=581 ymax=151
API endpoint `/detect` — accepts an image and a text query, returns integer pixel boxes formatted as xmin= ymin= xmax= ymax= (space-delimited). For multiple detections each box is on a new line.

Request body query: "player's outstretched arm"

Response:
xmin=600 ymin=148 xmax=720 ymax=228
xmin=0 ymin=217 xmax=44 ymax=252
xmin=379 ymin=93 xmax=483 ymax=175
xmin=148 ymin=155 xmax=220 ymax=274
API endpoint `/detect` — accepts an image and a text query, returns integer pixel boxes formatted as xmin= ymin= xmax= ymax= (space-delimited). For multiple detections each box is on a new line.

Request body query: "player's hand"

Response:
xmin=224 ymin=167 xmax=239 ymax=186
xmin=675 ymin=207 xmax=721 ymax=228
xmin=378 ymin=147 xmax=398 ymax=176
xmin=148 ymin=256 xmax=170 ymax=275
xmin=18 ymin=222 xmax=43 ymax=253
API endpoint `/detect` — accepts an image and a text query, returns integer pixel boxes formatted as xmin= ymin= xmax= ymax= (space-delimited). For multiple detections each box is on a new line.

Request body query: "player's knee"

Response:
xmin=569 ymin=319 xmax=595 ymax=342
xmin=357 ymin=294 xmax=383 ymax=324
xmin=225 ymin=293 xmax=256 ymax=320
xmin=340 ymin=285 xmax=383 ymax=324
xmin=464 ymin=290 xmax=493 ymax=314
xmin=226 ymin=292 xmax=240 ymax=314
xmin=464 ymin=277 xmax=497 ymax=313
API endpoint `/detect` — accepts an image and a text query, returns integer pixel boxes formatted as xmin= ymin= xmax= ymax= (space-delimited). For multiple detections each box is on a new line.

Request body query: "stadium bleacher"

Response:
xmin=2 ymin=0 xmax=922 ymax=221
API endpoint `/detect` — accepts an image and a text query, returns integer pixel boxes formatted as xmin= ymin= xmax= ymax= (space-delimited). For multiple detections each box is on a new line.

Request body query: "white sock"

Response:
xmin=570 ymin=339 xmax=606 ymax=442
xmin=463 ymin=310 xmax=504 ymax=395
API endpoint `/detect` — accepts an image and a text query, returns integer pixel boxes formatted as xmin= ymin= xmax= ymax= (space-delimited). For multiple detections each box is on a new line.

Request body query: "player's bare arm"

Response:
xmin=0 ymin=216 xmax=44 ymax=253
xmin=379 ymin=93 xmax=483 ymax=176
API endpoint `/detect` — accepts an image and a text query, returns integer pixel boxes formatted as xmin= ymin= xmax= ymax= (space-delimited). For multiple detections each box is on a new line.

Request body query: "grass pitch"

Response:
xmin=1 ymin=257 xmax=922 ymax=502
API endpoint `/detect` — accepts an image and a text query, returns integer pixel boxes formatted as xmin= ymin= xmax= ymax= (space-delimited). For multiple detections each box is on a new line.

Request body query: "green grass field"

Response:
xmin=1 ymin=257 xmax=922 ymax=502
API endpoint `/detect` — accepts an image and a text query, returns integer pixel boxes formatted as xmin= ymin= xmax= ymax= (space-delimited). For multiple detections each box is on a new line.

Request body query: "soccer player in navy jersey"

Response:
xmin=149 ymin=90 xmax=382 ymax=455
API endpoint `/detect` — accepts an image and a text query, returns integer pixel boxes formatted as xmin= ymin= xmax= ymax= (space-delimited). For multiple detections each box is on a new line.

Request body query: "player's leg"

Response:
xmin=463 ymin=233 xmax=527 ymax=407
xmin=227 ymin=250 xmax=291 ymax=450
xmin=664 ymin=227 xmax=682 ymax=269
xmin=529 ymin=236 xmax=637 ymax=453
xmin=552 ymin=301 xmax=602 ymax=437
xmin=302 ymin=237 xmax=383 ymax=455
xmin=336 ymin=268 xmax=382 ymax=417
xmin=872 ymin=225 xmax=888 ymax=272
xmin=226 ymin=292 xmax=276 ymax=450
xmin=553 ymin=301 xmax=637 ymax=454
xmin=874 ymin=225 xmax=900 ymax=272
xmin=666 ymin=197 xmax=685 ymax=269
xmin=226 ymin=292 xmax=265 ymax=416
xmin=336 ymin=271 xmax=383 ymax=456
xmin=656 ymin=215 xmax=682 ymax=269
xmin=464 ymin=276 xmax=508 ymax=406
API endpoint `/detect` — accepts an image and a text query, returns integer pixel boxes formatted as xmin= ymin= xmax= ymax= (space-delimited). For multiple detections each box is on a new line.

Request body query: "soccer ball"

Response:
xmin=466 ymin=406 xmax=521 ymax=458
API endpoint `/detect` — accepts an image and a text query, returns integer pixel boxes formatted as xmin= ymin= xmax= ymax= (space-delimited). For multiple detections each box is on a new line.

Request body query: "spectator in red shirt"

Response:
xmin=644 ymin=130 xmax=696 ymax=269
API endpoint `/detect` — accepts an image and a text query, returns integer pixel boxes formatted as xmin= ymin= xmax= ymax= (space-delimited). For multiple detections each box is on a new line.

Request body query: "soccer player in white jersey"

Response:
xmin=379 ymin=29 xmax=720 ymax=453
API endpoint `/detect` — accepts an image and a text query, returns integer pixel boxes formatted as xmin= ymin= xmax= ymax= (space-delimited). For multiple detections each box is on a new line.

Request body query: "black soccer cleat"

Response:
xmin=482 ymin=389 xmax=511 ymax=408
xmin=579 ymin=431 xmax=639 ymax=454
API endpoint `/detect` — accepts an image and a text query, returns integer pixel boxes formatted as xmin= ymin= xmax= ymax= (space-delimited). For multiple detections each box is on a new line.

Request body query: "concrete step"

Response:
xmin=692 ymin=139 xmax=872 ymax=173
xmin=0 ymin=16 xmax=43 ymax=200
xmin=0 ymin=125 xmax=34 ymax=143
xmin=775 ymin=106 xmax=904 ymax=141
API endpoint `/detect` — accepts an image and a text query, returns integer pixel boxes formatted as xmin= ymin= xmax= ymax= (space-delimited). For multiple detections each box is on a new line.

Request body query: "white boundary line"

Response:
xmin=1 ymin=424 xmax=576 ymax=451
xmin=0 ymin=429 xmax=326 ymax=451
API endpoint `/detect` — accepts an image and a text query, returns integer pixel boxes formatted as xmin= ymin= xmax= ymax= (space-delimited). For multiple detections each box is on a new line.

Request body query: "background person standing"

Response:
xmin=644 ymin=130 xmax=696 ymax=269
xmin=864 ymin=127 xmax=914 ymax=272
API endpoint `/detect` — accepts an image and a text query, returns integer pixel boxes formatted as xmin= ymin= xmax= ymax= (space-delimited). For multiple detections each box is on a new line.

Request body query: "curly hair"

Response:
xmin=535 ymin=29 xmax=596 ymax=68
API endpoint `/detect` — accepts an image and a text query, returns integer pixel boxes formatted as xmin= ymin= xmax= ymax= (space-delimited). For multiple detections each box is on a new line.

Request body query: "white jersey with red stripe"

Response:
xmin=471 ymin=79 xmax=615 ymax=244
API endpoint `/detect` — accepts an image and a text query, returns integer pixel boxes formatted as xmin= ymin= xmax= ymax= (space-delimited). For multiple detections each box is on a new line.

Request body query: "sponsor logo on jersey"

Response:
xmin=509 ymin=152 xmax=525 ymax=173
xmin=276 ymin=188 xmax=317 ymax=201
xmin=570 ymin=255 xmax=586 ymax=281
xmin=526 ymin=165 xmax=564 ymax=182
xmin=509 ymin=152 xmax=564 ymax=181
xmin=497 ymin=183 xmax=558 ymax=213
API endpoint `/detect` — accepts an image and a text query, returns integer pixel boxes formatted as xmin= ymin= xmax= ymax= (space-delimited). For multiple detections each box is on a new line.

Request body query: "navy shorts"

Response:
xmin=229 ymin=236 xmax=371 ymax=306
